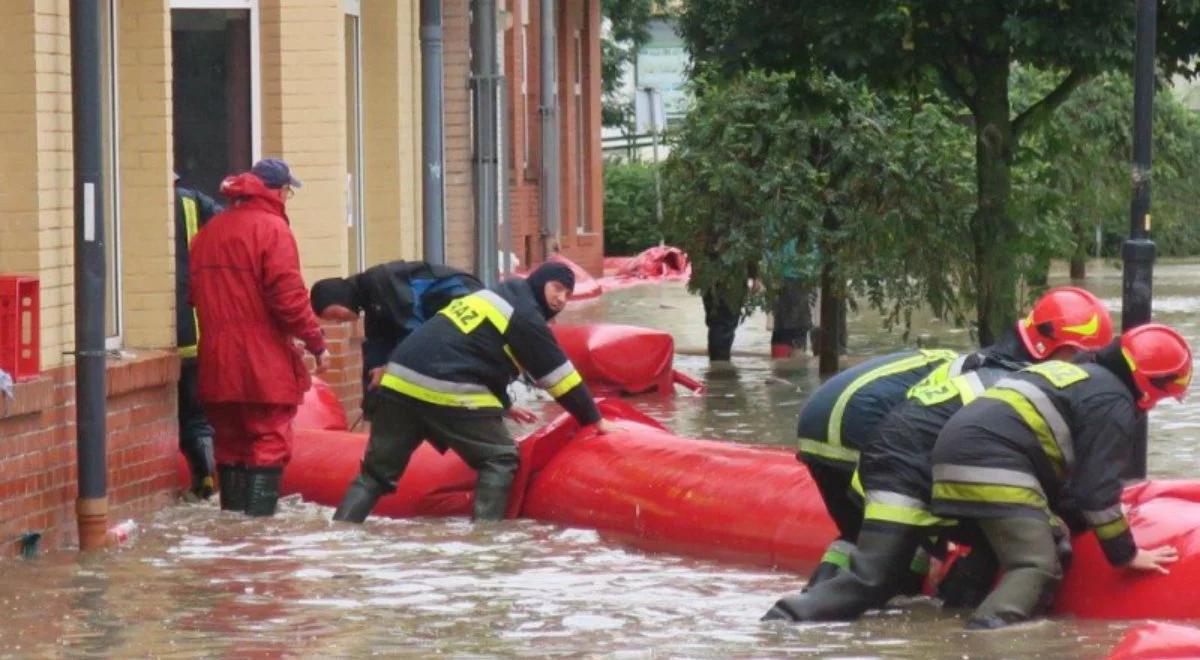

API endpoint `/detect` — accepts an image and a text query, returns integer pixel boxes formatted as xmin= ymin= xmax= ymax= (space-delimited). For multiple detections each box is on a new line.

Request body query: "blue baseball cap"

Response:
xmin=250 ymin=158 xmax=302 ymax=189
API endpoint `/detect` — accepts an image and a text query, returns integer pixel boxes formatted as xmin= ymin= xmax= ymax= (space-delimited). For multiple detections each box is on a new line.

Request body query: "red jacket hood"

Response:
xmin=219 ymin=172 xmax=287 ymax=218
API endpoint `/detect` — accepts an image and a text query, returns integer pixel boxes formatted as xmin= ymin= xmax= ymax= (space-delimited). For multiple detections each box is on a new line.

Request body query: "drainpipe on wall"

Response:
xmin=69 ymin=0 xmax=110 ymax=551
xmin=538 ymin=0 xmax=560 ymax=260
xmin=471 ymin=0 xmax=502 ymax=285
xmin=421 ymin=0 xmax=447 ymax=264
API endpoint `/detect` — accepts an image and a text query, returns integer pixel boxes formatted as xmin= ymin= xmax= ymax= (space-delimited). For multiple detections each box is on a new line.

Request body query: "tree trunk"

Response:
xmin=970 ymin=55 xmax=1019 ymax=347
xmin=818 ymin=209 xmax=841 ymax=375
xmin=1068 ymin=215 xmax=1088 ymax=280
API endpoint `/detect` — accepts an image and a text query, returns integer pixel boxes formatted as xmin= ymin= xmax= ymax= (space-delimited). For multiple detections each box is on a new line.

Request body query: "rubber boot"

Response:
xmin=472 ymin=469 xmax=514 ymax=522
xmin=244 ymin=467 xmax=283 ymax=517
xmin=332 ymin=475 xmax=386 ymax=523
xmin=937 ymin=544 xmax=999 ymax=609
xmin=183 ymin=436 xmax=216 ymax=500
xmin=896 ymin=547 xmax=932 ymax=597
xmin=217 ymin=464 xmax=249 ymax=512
xmin=762 ymin=525 xmax=923 ymax=622
xmin=804 ymin=539 xmax=855 ymax=590
xmin=965 ymin=517 xmax=1062 ymax=630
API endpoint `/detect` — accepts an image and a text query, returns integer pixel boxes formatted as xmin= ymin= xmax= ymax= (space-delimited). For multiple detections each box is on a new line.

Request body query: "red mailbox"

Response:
xmin=0 ymin=275 xmax=40 ymax=381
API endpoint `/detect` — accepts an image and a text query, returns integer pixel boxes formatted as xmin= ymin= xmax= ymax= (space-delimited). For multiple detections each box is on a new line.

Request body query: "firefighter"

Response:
xmin=174 ymin=174 xmax=223 ymax=499
xmin=763 ymin=288 xmax=1113 ymax=622
xmin=310 ymin=261 xmax=483 ymax=393
xmin=795 ymin=287 xmax=1113 ymax=587
xmin=332 ymin=262 xmax=619 ymax=523
xmin=925 ymin=323 xmax=1189 ymax=629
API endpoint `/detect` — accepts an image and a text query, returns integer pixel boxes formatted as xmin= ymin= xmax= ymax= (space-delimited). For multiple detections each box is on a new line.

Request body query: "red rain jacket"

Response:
xmin=188 ymin=173 xmax=326 ymax=405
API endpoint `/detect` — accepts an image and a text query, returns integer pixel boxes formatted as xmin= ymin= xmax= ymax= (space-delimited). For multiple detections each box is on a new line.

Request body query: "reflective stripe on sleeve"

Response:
xmin=864 ymin=489 xmax=954 ymax=527
xmin=983 ymin=379 xmax=1074 ymax=476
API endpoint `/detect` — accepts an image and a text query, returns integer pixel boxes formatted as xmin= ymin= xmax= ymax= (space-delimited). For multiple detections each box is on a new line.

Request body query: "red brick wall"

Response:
xmin=0 ymin=352 xmax=180 ymax=556
xmin=316 ymin=319 xmax=363 ymax=422
xmin=505 ymin=0 xmax=604 ymax=276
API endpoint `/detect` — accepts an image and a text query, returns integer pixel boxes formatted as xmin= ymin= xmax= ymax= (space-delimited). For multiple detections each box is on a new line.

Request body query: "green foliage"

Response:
xmin=677 ymin=0 xmax=1200 ymax=344
xmin=660 ymin=70 xmax=982 ymax=332
xmin=602 ymin=160 xmax=663 ymax=255
xmin=601 ymin=0 xmax=654 ymax=128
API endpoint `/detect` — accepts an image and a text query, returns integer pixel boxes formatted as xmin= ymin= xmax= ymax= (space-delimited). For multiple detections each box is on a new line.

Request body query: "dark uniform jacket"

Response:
xmin=930 ymin=360 xmax=1139 ymax=566
xmin=379 ymin=278 xmax=601 ymax=425
xmin=797 ymin=349 xmax=959 ymax=469
xmin=175 ymin=186 xmax=223 ymax=358
xmin=859 ymin=360 xmax=1021 ymax=528
xmin=350 ymin=261 xmax=482 ymax=381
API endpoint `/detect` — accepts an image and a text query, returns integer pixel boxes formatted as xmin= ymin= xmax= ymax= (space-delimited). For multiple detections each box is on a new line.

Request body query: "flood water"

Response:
xmin=2 ymin=260 xmax=1197 ymax=658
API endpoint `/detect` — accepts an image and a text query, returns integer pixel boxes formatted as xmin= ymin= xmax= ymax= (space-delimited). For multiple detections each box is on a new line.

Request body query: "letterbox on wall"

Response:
xmin=0 ymin=275 xmax=40 ymax=381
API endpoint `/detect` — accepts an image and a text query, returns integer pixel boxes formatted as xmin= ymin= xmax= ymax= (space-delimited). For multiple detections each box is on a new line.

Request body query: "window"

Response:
xmin=100 ymin=0 xmax=122 ymax=345
xmin=345 ymin=4 xmax=365 ymax=273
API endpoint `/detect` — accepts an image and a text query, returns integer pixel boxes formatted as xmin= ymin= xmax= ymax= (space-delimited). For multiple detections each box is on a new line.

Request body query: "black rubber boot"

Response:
xmin=244 ymin=467 xmax=284 ymax=517
xmin=937 ymin=544 xmax=1000 ymax=609
xmin=761 ymin=525 xmax=922 ymax=622
xmin=472 ymin=470 xmax=514 ymax=521
xmin=217 ymin=464 xmax=249 ymax=512
xmin=184 ymin=436 xmax=216 ymax=499
xmin=804 ymin=539 xmax=855 ymax=590
xmin=332 ymin=475 xmax=386 ymax=523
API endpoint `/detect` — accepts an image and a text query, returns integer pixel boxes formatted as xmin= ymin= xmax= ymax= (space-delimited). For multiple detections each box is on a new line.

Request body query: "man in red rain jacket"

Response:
xmin=189 ymin=158 xmax=327 ymax=517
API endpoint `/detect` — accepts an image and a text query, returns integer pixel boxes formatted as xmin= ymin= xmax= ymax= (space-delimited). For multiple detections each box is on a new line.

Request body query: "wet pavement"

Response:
xmin=1 ymin=260 xmax=1197 ymax=658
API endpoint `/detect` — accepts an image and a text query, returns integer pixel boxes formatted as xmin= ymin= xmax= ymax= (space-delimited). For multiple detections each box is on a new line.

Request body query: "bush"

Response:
xmin=603 ymin=160 xmax=662 ymax=255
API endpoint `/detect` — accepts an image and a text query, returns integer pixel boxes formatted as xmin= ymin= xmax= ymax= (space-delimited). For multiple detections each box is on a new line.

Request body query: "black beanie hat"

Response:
xmin=310 ymin=277 xmax=360 ymax=315
xmin=526 ymin=261 xmax=576 ymax=319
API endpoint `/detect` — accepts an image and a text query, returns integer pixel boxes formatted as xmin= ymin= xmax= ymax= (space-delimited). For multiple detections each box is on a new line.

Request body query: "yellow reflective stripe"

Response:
xmin=981 ymin=388 xmax=1066 ymax=477
xmin=798 ymin=438 xmax=859 ymax=465
xmin=379 ymin=373 xmax=503 ymax=409
xmin=828 ymin=352 xmax=953 ymax=448
xmin=931 ymin=482 xmax=1049 ymax=509
xmin=182 ymin=196 xmax=200 ymax=243
xmin=820 ymin=541 xmax=854 ymax=570
xmin=864 ymin=490 xmax=954 ymax=527
xmin=182 ymin=196 xmax=202 ymax=352
xmin=850 ymin=469 xmax=864 ymax=497
xmin=545 ymin=369 xmax=583 ymax=398
xmin=1094 ymin=515 xmax=1130 ymax=541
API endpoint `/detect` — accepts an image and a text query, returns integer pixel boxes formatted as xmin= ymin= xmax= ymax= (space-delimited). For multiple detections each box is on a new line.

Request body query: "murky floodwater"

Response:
xmin=2 ymin=260 xmax=1198 ymax=658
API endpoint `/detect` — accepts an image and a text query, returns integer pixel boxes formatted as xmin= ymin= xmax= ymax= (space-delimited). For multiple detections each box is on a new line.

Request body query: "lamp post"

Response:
xmin=1121 ymin=0 xmax=1157 ymax=480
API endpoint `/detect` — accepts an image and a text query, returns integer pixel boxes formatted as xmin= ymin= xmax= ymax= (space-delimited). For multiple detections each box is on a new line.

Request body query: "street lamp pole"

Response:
xmin=1122 ymin=0 xmax=1157 ymax=480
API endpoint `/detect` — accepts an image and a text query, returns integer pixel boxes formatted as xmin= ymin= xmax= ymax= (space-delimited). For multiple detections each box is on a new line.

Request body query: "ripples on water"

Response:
xmin=2 ymin=262 xmax=1198 ymax=657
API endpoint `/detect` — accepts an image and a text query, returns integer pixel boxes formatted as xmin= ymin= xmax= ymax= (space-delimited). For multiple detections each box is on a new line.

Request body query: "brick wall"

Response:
xmin=443 ymin=0 xmax=475 ymax=271
xmin=0 ymin=352 xmax=179 ymax=557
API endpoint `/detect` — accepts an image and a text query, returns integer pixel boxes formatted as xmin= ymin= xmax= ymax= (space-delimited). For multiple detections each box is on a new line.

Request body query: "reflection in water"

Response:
xmin=1 ymin=261 xmax=1197 ymax=656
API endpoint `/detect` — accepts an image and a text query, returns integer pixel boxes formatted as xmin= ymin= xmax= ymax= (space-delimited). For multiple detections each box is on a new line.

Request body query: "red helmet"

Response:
xmin=1121 ymin=323 xmax=1193 ymax=411
xmin=1017 ymin=286 xmax=1114 ymax=359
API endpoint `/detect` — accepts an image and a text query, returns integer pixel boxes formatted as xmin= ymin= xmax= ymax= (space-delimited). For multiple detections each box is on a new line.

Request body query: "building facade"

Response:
xmin=0 ymin=0 xmax=601 ymax=555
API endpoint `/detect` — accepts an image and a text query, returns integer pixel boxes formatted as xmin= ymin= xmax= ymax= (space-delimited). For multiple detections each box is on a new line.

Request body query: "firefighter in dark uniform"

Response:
xmin=796 ymin=287 xmax=1113 ymax=587
xmin=763 ymin=289 xmax=1114 ymax=622
xmin=310 ymin=261 xmax=483 ymax=392
xmin=332 ymin=262 xmax=619 ymax=522
xmin=174 ymin=174 xmax=223 ymax=498
xmin=926 ymin=323 xmax=1189 ymax=629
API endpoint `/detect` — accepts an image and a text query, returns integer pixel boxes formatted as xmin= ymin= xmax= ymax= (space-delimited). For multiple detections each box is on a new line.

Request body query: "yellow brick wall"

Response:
xmin=31 ymin=0 xmax=73 ymax=369
xmin=117 ymin=0 xmax=174 ymax=349
xmin=361 ymin=0 xmax=423 ymax=265
xmin=260 ymin=0 xmax=349 ymax=283
xmin=0 ymin=3 xmax=40 ymax=279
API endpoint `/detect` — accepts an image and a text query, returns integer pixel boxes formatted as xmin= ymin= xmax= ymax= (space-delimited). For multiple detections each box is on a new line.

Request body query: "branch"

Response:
xmin=1012 ymin=67 xmax=1093 ymax=138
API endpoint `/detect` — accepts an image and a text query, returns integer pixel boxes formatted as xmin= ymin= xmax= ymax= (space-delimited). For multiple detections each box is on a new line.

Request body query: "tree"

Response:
xmin=601 ymin=0 xmax=654 ymax=129
xmin=679 ymin=1 xmax=1200 ymax=344
xmin=661 ymin=70 xmax=980 ymax=370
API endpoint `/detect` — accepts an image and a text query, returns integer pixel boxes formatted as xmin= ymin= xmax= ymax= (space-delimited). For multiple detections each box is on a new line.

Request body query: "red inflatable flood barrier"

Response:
xmin=551 ymin=323 xmax=703 ymax=395
xmin=1107 ymin=622 xmax=1200 ymax=659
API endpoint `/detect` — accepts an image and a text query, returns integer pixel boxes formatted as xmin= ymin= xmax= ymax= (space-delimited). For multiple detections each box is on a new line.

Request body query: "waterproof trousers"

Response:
xmin=179 ymin=359 xmax=215 ymax=495
xmin=334 ymin=396 xmax=519 ymax=523
xmin=204 ymin=401 xmax=297 ymax=468
xmin=702 ymin=291 xmax=742 ymax=362
xmin=966 ymin=517 xmax=1063 ymax=629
